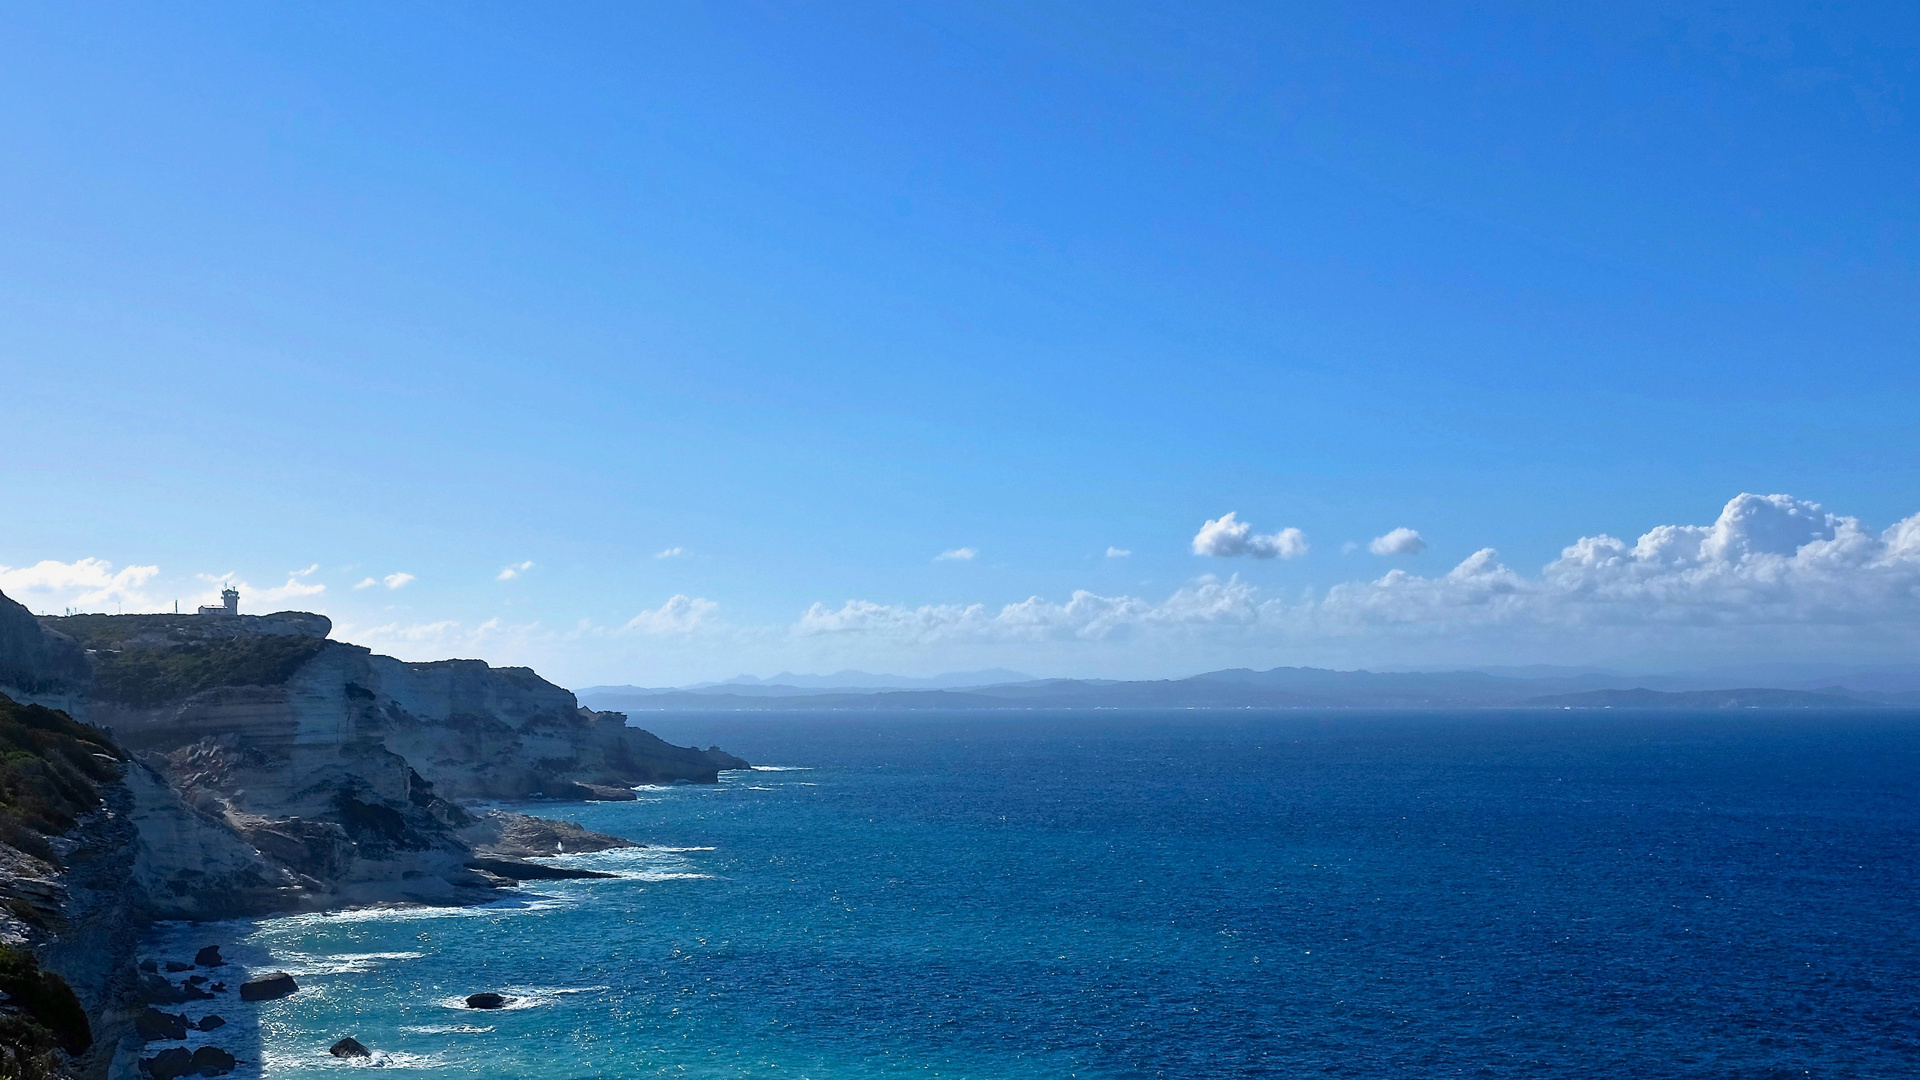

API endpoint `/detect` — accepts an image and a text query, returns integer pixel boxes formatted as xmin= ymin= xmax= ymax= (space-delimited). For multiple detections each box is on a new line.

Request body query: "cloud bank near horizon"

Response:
xmin=797 ymin=494 xmax=1920 ymax=664
xmin=7 ymin=494 xmax=1918 ymax=678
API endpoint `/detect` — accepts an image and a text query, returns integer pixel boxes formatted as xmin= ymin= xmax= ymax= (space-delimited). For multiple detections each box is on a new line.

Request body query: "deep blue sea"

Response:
xmin=146 ymin=710 xmax=1920 ymax=1078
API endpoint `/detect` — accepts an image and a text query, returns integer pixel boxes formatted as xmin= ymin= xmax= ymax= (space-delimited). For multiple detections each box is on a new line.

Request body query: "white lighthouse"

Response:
xmin=197 ymin=585 xmax=240 ymax=617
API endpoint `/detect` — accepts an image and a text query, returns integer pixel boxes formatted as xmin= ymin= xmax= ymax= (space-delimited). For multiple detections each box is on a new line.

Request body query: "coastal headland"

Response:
xmin=0 ymin=588 xmax=747 ymax=1079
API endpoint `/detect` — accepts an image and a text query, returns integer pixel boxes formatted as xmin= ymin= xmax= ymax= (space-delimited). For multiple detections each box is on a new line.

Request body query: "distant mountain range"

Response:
xmin=577 ymin=665 xmax=1920 ymax=713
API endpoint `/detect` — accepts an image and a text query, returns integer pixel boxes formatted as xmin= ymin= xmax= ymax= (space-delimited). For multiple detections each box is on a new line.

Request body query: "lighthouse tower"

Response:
xmin=197 ymin=585 xmax=240 ymax=617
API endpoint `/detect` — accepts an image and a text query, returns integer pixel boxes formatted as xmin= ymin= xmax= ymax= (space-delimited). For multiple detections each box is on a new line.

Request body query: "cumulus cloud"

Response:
xmin=1368 ymin=528 xmax=1427 ymax=556
xmin=655 ymin=547 xmax=685 ymax=559
xmin=383 ymin=572 xmax=415 ymax=590
xmin=795 ymin=575 xmax=1261 ymax=644
xmin=497 ymin=561 xmax=535 ymax=581
xmin=623 ymin=595 xmax=719 ymax=634
xmin=291 ymin=563 xmax=319 ymax=577
xmin=353 ymin=577 xmax=377 ymax=590
xmin=1191 ymin=513 xmax=1307 ymax=560
xmin=0 ymin=557 xmax=160 ymax=610
xmin=196 ymin=571 xmax=323 ymax=607
xmin=793 ymin=494 xmax=1920 ymax=664
xmin=1106 ymin=547 xmax=1131 ymax=558
xmin=936 ymin=547 xmax=978 ymax=562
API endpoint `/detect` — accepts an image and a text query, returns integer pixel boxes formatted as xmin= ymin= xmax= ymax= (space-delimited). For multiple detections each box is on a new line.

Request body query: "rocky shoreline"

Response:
xmin=0 ymin=589 xmax=746 ymax=1079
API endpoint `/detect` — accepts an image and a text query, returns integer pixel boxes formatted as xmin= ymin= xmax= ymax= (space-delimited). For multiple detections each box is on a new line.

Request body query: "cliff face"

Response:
xmin=0 ymin=594 xmax=746 ymax=1078
xmin=44 ymin=610 xmax=744 ymax=908
xmin=0 ymin=590 xmax=89 ymax=716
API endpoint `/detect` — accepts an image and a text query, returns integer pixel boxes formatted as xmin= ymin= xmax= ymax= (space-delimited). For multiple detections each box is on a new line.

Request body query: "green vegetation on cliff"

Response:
xmin=0 ymin=695 xmax=121 ymax=863
xmin=41 ymin=615 xmax=327 ymax=707
xmin=0 ymin=941 xmax=91 ymax=1078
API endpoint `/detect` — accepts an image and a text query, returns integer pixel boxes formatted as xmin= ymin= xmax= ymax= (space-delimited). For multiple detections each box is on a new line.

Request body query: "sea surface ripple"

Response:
xmin=146 ymin=709 xmax=1920 ymax=1077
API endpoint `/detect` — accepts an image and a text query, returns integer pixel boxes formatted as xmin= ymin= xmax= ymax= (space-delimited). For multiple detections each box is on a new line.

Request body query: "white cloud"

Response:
xmin=0 ymin=557 xmax=160 ymax=610
xmin=383 ymin=572 xmax=415 ymax=590
xmin=791 ymin=495 xmax=1920 ymax=665
xmin=1191 ymin=513 xmax=1308 ymax=560
xmin=497 ymin=561 xmax=535 ymax=581
xmin=936 ymin=547 xmax=978 ymax=562
xmin=196 ymin=572 xmax=324 ymax=608
xmin=623 ymin=595 xmax=719 ymax=635
xmin=794 ymin=575 xmax=1260 ymax=644
xmin=655 ymin=547 xmax=685 ymax=560
xmin=1106 ymin=547 xmax=1131 ymax=558
xmin=353 ymin=577 xmax=377 ymax=590
xmin=291 ymin=563 xmax=320 ymax=577
xmin=1368 ymin=528 xmax=1427 ymax=556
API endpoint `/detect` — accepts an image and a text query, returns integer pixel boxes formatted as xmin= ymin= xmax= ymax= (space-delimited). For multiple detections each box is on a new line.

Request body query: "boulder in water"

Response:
xmin=164 ymin=960 xmax=192 ymax=973
xmin=194 ymin=945 xmax=225 ymax=967
xmin=143 ymin=1047 xmax=193 ymax=1080
xmin=191 ymin=1045 xmax=237 ymax=1075
xmin=198 ymin=1014 xmax=226 ymax=1031
xmin=464 ymin=992 xmax=509 ymax=1009
xmin=136 ymin=1007 xmax=188 ymax=1041
xmin=239 ymin=971 xmax=299 ymax=1001
xmin=329 ymin=1037 xmax=371 ymax=1058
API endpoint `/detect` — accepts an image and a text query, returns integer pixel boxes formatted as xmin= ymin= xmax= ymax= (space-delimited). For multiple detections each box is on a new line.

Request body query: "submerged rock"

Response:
xmin=329 ymin=1037 xmax=371 ymax=1058
xmin=464 ymin=992 xmax=508 ymax=1009
xmin=238 ymin=971 xmax=298 ymax=1001
xmin=135 ymin=1007 xmax=188 ymax=1041
xmin=194 ymin=945 xmax=225 ymax=967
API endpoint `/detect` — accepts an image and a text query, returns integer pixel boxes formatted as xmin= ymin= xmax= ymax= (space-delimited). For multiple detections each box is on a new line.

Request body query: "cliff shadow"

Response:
xmin=114 ymin=921 xmax=266 ymax=1080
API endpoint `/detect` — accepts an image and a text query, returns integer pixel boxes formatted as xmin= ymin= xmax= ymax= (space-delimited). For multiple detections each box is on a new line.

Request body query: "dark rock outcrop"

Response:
xmin=134 ymin=1007 xmax=188 ymax=1042
xmin=0 ymin=590 xmax=89 ymax=715
xmin=144 ymin=1045 xmax=236 ymax=1078
xmin=189 ymin=1046 xmax=236 ymax=1075
xmin=458 ymin=810 xmax=639 ymax=858
xmin=237 ymin=971 xmax=297 ymax=1002
xmin=192 ymin=946 xmax=222 ymax=967
xmin=329 ymin=1037 xmax=370 ymax=1058
xmin=196 ymin=1014 xmax=224 ymax=1031
xmin=464 ymin=992 xmax=508 ymax=1009
xmin=464 ymin=858 xmax=618 ymax=882
xmin=141 ymin=1047 xmax=192 ymax=1080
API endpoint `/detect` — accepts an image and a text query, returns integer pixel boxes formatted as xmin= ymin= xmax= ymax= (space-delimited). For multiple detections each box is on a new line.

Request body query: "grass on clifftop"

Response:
xmin=0 ymin=695 xmax=122 ymax=864
xmin=40 ymin=616 xmax=328 ymax=708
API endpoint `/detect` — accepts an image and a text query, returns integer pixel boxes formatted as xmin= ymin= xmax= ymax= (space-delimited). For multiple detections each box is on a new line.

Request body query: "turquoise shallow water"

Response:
xmin=145 ymin=710 xmax=1920 ymax=1077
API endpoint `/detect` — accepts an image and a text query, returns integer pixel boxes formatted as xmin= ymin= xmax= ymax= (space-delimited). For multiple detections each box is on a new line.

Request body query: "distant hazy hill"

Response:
xmin=578 ymin=665 xmax=1916 ymax=713
xmin=1520 ymin=688 xmax=1872 ymax=709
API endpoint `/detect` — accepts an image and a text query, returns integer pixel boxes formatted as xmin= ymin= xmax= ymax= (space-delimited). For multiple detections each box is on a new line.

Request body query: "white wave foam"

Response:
xmin=263 ymin=1048 xmax=443 ymax=1069
xmin=281 ymin=951 xmax=426 ymax=975
xmin=749 ymin=765 xmax=813 ymax=771
xmin=259 ymin=896 xmax=572 ymax=931
xmin=434 ymin=985 xmax=609 ymax=1011
xmin=401 ymin=1024 xmax=494 ymax=1034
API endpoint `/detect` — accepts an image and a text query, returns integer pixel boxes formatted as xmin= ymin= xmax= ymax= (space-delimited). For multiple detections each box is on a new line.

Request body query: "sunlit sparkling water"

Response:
xmin=141 ymin=710 xmax=1920 ymax=1077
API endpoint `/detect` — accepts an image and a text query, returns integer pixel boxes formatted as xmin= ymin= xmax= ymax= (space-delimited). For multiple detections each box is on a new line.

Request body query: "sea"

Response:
xmin=142 ymin=709 xmax=1920 ymax=1078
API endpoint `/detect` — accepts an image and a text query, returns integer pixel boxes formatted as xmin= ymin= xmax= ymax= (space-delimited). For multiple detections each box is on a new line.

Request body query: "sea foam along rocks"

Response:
xmin=330 ymin=1037 xmax=371 ymax=1058
xmin=464 ymin=992 xmax=508 ymax=1009
xmin=238 ymin=971 xmax=299 ymax=1001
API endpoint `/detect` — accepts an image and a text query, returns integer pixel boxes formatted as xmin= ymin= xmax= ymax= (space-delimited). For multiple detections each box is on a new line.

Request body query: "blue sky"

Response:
xmin=2 ymin=2 xmax=1916 ymax=685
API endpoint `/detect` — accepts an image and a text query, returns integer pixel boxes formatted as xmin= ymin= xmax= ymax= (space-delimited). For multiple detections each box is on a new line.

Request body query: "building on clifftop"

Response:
xmin=197 ymin=584 xmax=240 ymax=617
